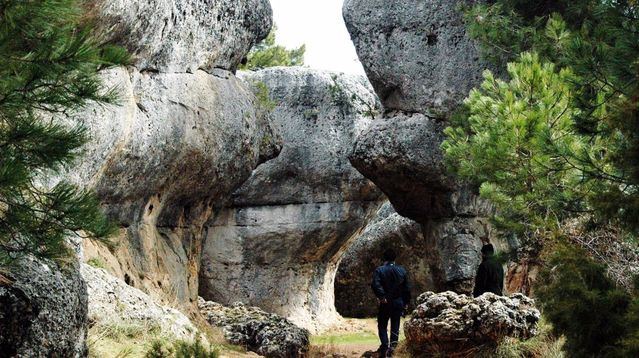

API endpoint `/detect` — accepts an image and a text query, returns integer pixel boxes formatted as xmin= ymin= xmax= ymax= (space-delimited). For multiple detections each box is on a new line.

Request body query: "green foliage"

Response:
xmin=145 ymin=337 xmax=219 ymax=358
xmin=443 ymin=52 xmax=595 ymax=240
xmin=87 ymin=257 xmax=106 ymax=269
xmin=463 ymin=0 xmax=639 ymax=232
xmin=0 ymin=0 xmax=128 ymax=265
xmin=536 ymin=244 xmax=639 ymax=357
xmin=253 ymin=81 xmax=276 ymax=113
xmin=240 ymin=26 xmax=305 ymax=70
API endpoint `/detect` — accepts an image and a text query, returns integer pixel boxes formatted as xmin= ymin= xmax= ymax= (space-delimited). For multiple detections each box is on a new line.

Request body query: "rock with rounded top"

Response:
xmin=404 ymin=291 xmax=540 ymax=354
xmin=95 ymin=0 xmax=272 ymax=73
xmin=198 ymin=297 xmax=309 ymax=358
xmin=343 ymin=0 xmax=490 ymax=116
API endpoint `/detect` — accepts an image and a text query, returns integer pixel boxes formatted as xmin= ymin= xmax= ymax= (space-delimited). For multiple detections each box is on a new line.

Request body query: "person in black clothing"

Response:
xmin=371 ymin=249 xmax=411 ymax=357
xmin=473 ymin=243 xmax=504 ymax=297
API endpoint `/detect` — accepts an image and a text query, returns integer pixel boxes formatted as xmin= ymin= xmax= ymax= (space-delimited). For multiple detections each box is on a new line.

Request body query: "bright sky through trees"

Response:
xmin=269 ymin=0 xmax=366 ymax=75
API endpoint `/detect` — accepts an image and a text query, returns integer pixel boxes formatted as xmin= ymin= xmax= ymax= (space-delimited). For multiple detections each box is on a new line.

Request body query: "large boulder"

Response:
xmin=404 ymin=291 xmax=540 ymax=355
xmin=199 ymin=298 xmax=309 ymax=358
xmin=349 ymin=112 xmax=491 ymax=221
xmin=95 ymin=0 xmax=272 ymax=73
xmin=80 ymin=264 xmax=199 ymax=341
xmin=334 ymin=202 xmax=434 ymax=317
xmin=0 ymin=257 xmax=87 ymax=357
xmin=343 ymin=0 xmax=489 ymax=116
xmin=200 ymin=67 xmax=384 ymax=331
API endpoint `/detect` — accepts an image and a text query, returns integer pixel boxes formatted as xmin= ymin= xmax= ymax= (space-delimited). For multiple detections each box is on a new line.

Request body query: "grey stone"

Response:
xmin=343 ymin=0 xmax=489 ymax=116
xmin=0 ymin=257 xmax=87 ymax=357
xmin=81 ymin=264 xmax=199 ymax=341
xmin=68 ymin=66 xmax=280 ymax=309
xmin=199 ymin=298 xmax=309 ymax=358
xmin=335 ymin=202 xmax=434 ymax=317
xmin=349 ymin=112 xmax=491 ymax=222
xmin=95 ymin=0 xmax=272 ymax=73
xmin=404 ymin=291 xmax=540 ymax=355
xmin=200 ymin=67 xmax=384 ymax=331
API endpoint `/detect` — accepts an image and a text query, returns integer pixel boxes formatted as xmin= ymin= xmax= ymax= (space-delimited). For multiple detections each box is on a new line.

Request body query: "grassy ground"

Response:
xmin=87 ymin=320 xmax=254 ymax=358
xmin=309 ymin=318 xmax=409 ymax=358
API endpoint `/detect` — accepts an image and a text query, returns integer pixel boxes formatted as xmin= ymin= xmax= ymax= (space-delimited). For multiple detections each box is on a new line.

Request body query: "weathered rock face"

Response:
xmin=343 ymin=0 xmax=489 ymax=116
xmin=349 ymin=112 xmax=491 ymax=221
xmin=335 ymin=202 xmax=434 ymax=317
xmin=344 ymin=0 xmax=497 ymax=294
xmin=69 ymin=0 xmax=278 ymax=313
xmin=200 ymin=67 xmax=384 ymax=331
xmin=75 ymin=66 xmax=279 ymax=310
xmin=199 ymin=298 xmax=309 ymax=358
xmin=0 ymin=257 xmax=87 ymax=357
xmin=404 ymin=291 xmax=540 ymax=355
xmin=81 ymin=264 xmax=199 ymax=341
xmin=95 ymin=0 xmax=272 ymax=73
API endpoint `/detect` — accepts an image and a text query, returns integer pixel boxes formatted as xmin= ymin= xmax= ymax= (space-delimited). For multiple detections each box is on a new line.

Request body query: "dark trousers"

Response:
xmin=377 ymin=301 xmax=402 ymax=349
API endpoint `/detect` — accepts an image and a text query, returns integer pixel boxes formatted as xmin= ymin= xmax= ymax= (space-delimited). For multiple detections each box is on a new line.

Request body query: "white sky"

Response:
xmin=269 ymin=0 xmax=366 ymax=75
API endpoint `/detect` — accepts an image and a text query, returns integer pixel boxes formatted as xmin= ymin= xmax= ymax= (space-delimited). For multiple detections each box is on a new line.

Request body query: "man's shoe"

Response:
xmin=375 ymin=346 xmax=388 ymax=357
xmin=385 ymin=347 xmax=395 ymax=357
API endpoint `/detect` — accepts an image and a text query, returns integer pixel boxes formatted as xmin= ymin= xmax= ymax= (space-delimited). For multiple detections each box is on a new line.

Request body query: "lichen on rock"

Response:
xmin=404 ymin=291 xmax=540 ymax=355
xmin=198 ymin=297 xmax=309 ymax=358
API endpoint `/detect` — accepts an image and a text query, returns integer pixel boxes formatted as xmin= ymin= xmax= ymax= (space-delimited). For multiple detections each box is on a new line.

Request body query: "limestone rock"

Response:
xmin=95 ymin=0 xmax=272 ymax=73
xmin=349 ymin=112 xmax=491 ymax=221
xmin=404 ymin=291 xmax=540 ymax=354
xmin=201 ymin=67 xmax=383 ymax=331
xmin=80 ymin=264 xmax=198 ymax=341
xmin=343 ymin=0 xmax=489 ymax=115
xmin=0 ymin=257 xmax=87 ymax=357
xmin=335 ymin=202 xmax=434 ymax=317
xmin=198 ymin=298 xmax=309 ymax=358
xmin=72 ymin=66 xmax=280 ymax=309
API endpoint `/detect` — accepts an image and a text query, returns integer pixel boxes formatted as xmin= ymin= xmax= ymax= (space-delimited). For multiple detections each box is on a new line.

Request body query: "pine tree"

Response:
xmin=0 ymin=0 xmax=128 ymax=266
xmin=240 ymin=26 xmax=305 ymax=70
xmin=463 ymin=0 xmax=639 ymax=231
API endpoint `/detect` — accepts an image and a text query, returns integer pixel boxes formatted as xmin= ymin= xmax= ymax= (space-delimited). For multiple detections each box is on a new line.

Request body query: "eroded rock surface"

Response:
xmin=200 ymin=67 xmax=383 ymax=331
xmin=75 ymin=66 xmax=279 ymax=311
xmin=343 ymin=0 xmax=489 ymax=116
xmin=344 ymin=0 xmax=497 ymax=293
xmin=96 ymin=0 xmax=272 ymax=73
xmin=70 ymin=0 xmax=278 ymax=315
xmin=335 ymin=202 xmax=433 ymax=317
xmin=199 ymin=298 xmax=309 ymax=358
xmin=0 ymin=257 xmax=87 ymax=357
xmin=404 ymin=291 xmax=540 ymax=355
xmin=81 ymin=264 xmax=199 ymax=341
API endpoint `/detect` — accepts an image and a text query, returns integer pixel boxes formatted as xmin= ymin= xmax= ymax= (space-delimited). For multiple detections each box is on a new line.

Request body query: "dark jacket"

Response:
xmin=371 ymin=262 xmax=411 ymax=306
xmin=473 ymin=256 xmax=504 ymax=297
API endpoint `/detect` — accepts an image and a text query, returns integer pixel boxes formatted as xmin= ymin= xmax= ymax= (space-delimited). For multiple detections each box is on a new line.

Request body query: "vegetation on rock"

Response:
xmin=443 ymin=0 xmax=639 ymax=356
xmin=0 ymin=0 xmax=128 ymax=266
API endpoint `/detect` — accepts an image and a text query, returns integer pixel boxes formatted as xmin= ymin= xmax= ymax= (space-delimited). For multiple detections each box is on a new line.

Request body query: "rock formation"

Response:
xmin=73 ymin=0 xmax=278 ymax=312
xmin=200 ymin=67 xmax=384 ymax=331
xmin=0 ymin=257 xmax=87 ymax=357
xmin=404 ymin=291 xmax=540 ymax=355
xmin=81 ymin=264 xmax=199 ymax=341
xmin=95 ymin=0 xmax=272 ymax=73
xmin=343 ymin=0 xmax=498 ymax=293
xmin=199 ymin=298 xmax=309 ymax=358
xmin=334 ymin=202 xmax=433 ymax=317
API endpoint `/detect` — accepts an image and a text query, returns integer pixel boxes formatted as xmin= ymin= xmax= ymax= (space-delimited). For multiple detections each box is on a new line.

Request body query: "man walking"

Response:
xmin=473 ymin=243 xmax=504 ymax=297
xmin=371 ymin=249 xmax=411 ymax=357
